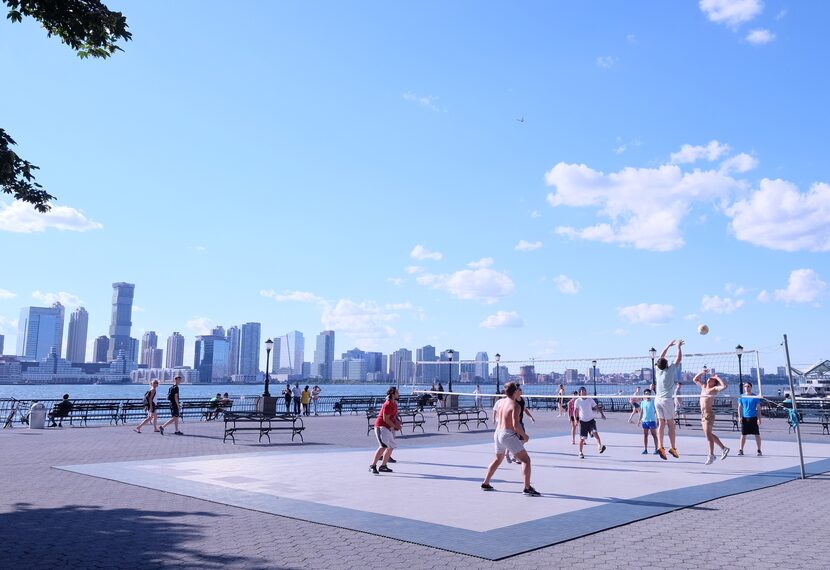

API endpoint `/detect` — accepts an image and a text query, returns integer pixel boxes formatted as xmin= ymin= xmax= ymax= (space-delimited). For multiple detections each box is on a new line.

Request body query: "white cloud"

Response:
xmin=387 ymin=277 xmax=404 ymax=286
xmin=186 ymin=317 xmax=215 ymax=335
xmin=480 ymin=310 xmax=524 ymax=329
xmin=670 ymin=140 xmax=730 ymax=164
xmin=701 ymin=294 xmax=745 ymax=314
xmin=757 ymin=290 xmax=771 ymax=302
xmin=726 ymin=179 xmax=830 ymax=252
xmin=530 ymin=210 xmax=541 ymax=219
xmin=410 ymin=244 xmax=443 ymax=261
xmin=746 ymin=29 xmax=775 ymax=44
xmin=260 ymin=290 xmax=325 ymax=304
xmin=515 ymin=240 xmax=543 ymax=251
xmin=322 ymin=299 xmax=401 ymax=349
xmin=596 ymin=56 xmax=615 ymax=69
xmin=417 ymin=263 xmax=514 ymax=304
xmin=32 ymin=290 xmax=82 ymax=306
xmin=0 ymin=201 xmax=103 ymax=233
xmin=553 ymin=275 xmax=581 ymax=294
xmin=626 ymin=34 xmax=637 ymax=44
xmin=684 ymin=313 xmax=699 ymax=321
xmin=725 ymin=283 xmax=746 ymax=296
xmin=617 ymin=303 xmax=674 ymax=325
xmin=403 ymin=92 xmax=441 ymax=112
xmin=719 ymin=153 xmax=758 ymax=174
xmin=0 ymin=315 xmax=18 ymax=335
xmin=547 ymin=161 xmax=743 ymax=251
xmin=0 ymin=288 xmax=16 ymax=299
xmin=132 ymin=305 xmax=145 ymax=313
xmin=699 ymin=0 xmax=763 ymax=27
xmin=775 ymin=9 xmax=787 ymax=20
xmin=467 ymin=257 xmax=494 ymax=269
xmin=773 ymin=269 xmax=826 ymax=304
xmin=404 ymin=265 xmax=424 ymax=274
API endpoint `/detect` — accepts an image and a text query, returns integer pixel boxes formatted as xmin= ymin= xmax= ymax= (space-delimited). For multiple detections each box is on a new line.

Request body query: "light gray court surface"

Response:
xmin=58 ymin=432 xmax=830 ymax=560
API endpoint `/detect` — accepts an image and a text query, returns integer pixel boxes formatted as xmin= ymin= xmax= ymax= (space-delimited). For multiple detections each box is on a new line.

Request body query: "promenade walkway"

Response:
xmin=2 ymin=408 xmax=828 ymax=568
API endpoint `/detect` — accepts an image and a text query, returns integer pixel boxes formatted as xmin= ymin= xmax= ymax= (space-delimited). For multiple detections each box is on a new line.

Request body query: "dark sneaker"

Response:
xmin=578 ymin=452 xmax=584 ymax=459
xmin=159 ymin=426 xmax=164 ymax=436
xmin=657 ymin=447 xmax=668 ymax=460
xmin=481 ymin=483 xmax=495 ymax=491
xmin=174 ymin=431 xmax=184 ymax=435
xmin=369 ymin=464 xmax=379 ymax=474
xmin=668 ymin=447 xmax=679 ymax=459
xmin=737 ymin=449 xmax=744 ymax=456
xmin=387 ymin=457 xmax=397 ymax=463
xmin=378 ymin=465 xmax=393 ymax=473
xmin=757 ymin=450 xmax=763 ymax=456
xmin=598 ymin=445 xmax=607 ymax=454
xmin=523 ymin=486 xmax=541 ymax=497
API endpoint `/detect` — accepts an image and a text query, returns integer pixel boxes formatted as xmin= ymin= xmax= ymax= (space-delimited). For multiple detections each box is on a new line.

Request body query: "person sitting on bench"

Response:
xmin=49 ymin=394 xmax=73 ymax=427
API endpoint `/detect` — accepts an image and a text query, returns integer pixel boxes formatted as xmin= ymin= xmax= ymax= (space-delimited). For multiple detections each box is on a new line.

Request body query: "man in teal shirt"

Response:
xmin=738 ymin=382 xmax=762 ymax=456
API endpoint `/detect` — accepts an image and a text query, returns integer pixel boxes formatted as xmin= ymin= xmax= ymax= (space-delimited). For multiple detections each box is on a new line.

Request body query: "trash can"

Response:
xmin=29 ymin=401 xmax=47 ymax=430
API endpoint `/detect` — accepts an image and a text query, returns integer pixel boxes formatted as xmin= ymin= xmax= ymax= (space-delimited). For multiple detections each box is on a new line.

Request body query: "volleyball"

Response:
xmin=698 ymin=324 xmax=709 ymax=335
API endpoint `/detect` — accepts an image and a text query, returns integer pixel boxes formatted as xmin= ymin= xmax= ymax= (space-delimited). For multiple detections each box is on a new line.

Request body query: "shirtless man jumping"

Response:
xmin=481 ymin=382 xmax=540 ymax=496
xmin=692 ymin=368 xmax=730 ymax=465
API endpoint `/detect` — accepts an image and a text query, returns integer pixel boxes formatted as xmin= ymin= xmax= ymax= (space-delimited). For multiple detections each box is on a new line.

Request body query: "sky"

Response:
xmin=0 ymin=0 xmax=827 ymax=370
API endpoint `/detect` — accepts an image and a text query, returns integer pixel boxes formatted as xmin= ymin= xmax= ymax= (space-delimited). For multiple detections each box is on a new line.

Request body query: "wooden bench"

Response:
xmin=49 ymin=402 xmax=121 ymax=427
xmin=366 ymin=409 xmax=426 ymax=435
xmin=223 ymin=412 xmax=305 ymax=444
xmin=336 ymin=396 xmax=377 ymax=415
xmin=437 ymin=407 xmax=488 ymax=432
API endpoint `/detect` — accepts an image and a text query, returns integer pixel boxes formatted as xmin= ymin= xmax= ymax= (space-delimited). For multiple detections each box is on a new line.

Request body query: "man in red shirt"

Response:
xmin=370 ymin=387 xmax=402 ymax=474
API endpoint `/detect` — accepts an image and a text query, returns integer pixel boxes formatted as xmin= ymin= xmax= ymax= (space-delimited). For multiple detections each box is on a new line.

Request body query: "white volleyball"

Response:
xmin=698 ymin=324 xmax=709 ymax=335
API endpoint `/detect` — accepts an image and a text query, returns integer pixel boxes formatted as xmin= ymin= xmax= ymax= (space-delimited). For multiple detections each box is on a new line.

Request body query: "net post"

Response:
xmin=754 ymin=351 xmax=763 ymax=397
xmin=783 ymin=334 xmax=806 ymax=480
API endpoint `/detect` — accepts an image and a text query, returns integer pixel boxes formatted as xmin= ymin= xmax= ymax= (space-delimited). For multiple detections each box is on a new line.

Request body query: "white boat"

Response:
xmin=787 ymin=360 xmax=830 ymax=397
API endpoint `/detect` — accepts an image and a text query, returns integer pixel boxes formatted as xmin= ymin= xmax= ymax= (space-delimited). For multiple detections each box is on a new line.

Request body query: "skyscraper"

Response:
xmin=140 ymin=331 xmax=158 ymax=366
xmin=107 ymin=282 xmax=135 ymax=361
xmin=474 ymin=352 xmax=489 ymax=381
xmin=65 ymin=307 xmax=89 ymax=363
xmin=416 ymin=345 xmax=438 ymax=383
xmin=17 ymin=306 xmax=63 ymax=361
xmin=0 ymin=333 xmax=4 ymax=355
xmin=51 ymin=302 xmax=65 ymax=358
xmin=439 ymin=349 xmax=459 ymax=384
xmin=227 ymin=326 xmax=240 ymax=376
xmin=238 ymin=322 xmax=261 ymax=376
xmin=165 ymin=332 xmax=185 ymax=368
xmin=194 ymin=334 xmax=230 ymax=383
xmin=312 ymin=330 xmax=335 ymax=380
xmin=279 ymin=331 xmax=305 ymax=375
xmin=390 ymin=348 xmax=413 ymax=382
xmin=93 ymin=335 xmax=109 ymax=363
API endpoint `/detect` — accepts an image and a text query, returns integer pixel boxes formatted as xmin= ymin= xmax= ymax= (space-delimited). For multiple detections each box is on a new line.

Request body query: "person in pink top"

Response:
xmin=567 ymin=390 xmax=579 ymax=444
xmin=370 ymin=387 xmax=401 ymax=474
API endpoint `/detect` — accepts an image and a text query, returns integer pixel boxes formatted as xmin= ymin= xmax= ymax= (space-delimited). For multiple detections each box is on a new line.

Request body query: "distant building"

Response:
xmin=93 ymin=336 xmax=109 ymax=363
xmin=777 ymin=366 xmax=787 ymax=378
xmin=416 ymin=345 xmax=438 ymax=383
xmin=279 ymin=331 xmax=305 ymax=376
xmin=66 ymin=307 xmax=89 ymax=363
xmin=2 ymin=350 xmax=138 ymax=384
xmin=227 ymin=326 xmax=240 ymax=376
xmin=474 ymin=352 xmax=489 ymax=382
xmin=131 ymin=366 xmax=199 ymax=384
xmin=519 ymin=365 xmax=536 ymax=384
xmin=107 ymin=282 xmax=135 ymax=361
xmin=312 ymin=330 xmax=335 ymax=379
xmin=140 ymin=331 xmax=158 ymax=366
xmin=0 ymin=333 xmax=4 ymax=355
xmin=166 ymin=332 xmax=185 ymax=368
xmin=390 ymin=348 xmax=413 ymax=383
xmin=439 ymin=349 xmax=460 ymax=384
xmin=51 ymin=302 xmax=65 ymax=358
xmin=194 ymin=334 xmax=230 ymax=383
xmin=564 ymin=368 xmax=578 ymax=383
xmin=239 ymin=322 xmax=261 ymax=376
xmin=17 ymin=305 xmax=64 ymax=361
xmin=750 ymin=367 xmax=765 ymax=379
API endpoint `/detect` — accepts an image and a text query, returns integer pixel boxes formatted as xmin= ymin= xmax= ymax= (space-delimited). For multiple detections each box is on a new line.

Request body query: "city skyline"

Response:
xmin=1 ymin=2 xmax=827 ymax=370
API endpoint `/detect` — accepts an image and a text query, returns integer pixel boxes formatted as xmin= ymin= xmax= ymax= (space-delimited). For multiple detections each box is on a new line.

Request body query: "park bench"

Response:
xmin=788 ymin=411 xmax=829 ymax=435
xmin=335 ymin=396 xmax=377 ymax=415
xmin=223 ymin=411 xmax=305 ymax=444
xmin=366 ymin=409 xmax=426 ymax=435
xmin=436 ymin=407 xmax=488 ymax=432
xmin=49 ymin=402 xmax=121 ymax=427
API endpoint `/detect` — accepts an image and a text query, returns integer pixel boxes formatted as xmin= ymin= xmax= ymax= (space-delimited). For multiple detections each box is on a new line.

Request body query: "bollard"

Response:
xmin=29 ymin=401 xmax=47 ymax=429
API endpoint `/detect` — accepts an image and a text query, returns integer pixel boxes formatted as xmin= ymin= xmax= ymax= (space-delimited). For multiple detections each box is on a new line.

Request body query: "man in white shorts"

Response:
xmin=654 ymin=339 xmax=683 ymax=460
xmin=370 ymin=387 xmax=401 ymax=474
xmin=481 ymin=382 xmax=540 ymax=496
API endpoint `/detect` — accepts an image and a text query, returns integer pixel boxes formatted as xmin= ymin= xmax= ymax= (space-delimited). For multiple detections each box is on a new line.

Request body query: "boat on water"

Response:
xmin=785 ymin=360 xmax=830 ymax=398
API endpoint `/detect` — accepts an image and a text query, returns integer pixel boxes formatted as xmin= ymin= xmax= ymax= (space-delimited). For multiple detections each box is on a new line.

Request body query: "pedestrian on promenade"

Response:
xmin=654 ymin=339 xmax=683 ymax=460
xmin=370 ymin=387 xmax=401 ymax=475
xmin=292 ymin=383 xmax=301 ymax=415
xmin=639 ymin=389 xmax=659 ymax=454
xmin=437 ymin=383 xmax=445 ymax=409
xmin=692 ymin=368 xmax=730 ymax=465
xmin=574 ymin=386 xmax=606 ymax=459
xmin=135 ymin=380 xmax=159 ymax=433
xmin=159 ymin=376 xmax=183 ymax=436
xmin=312 ymin=385 xmax=321 ymax=415
xmin=481 ymin=382 xmax=540 ymax=496
xmin=473 ymin=384 xmax=482 ymax=409
xmin=627 ymin=386 xmax=642 ymax=424
xmin=738 ymin=382 xmax=762 ymax=456
xmin=283 ymin=383 xmax=292 ymax=414
xmin=557 ymin=384 xmax=565 ymax=417
xmin=301 ymin=385 xmax=311 ymax=416
xmin=567 ymin=390 xmax=579 ymax=444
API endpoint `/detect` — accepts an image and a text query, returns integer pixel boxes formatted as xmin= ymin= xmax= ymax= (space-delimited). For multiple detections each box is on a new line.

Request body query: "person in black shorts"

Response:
xmin=160 ymin=376 xmax=183 ymax=435
xmin=737 ymin=382 xmax=762 ymax=456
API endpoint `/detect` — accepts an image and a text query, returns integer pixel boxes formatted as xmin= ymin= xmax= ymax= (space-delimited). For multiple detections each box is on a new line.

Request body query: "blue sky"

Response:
xmin=0 ymin=0 xmax=827 ymax=369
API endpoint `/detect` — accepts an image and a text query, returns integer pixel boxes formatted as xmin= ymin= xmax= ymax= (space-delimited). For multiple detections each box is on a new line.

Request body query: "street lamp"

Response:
xmin=258 ymin=338 xmax=276 ymax=415
xmin=649 ymin=347 xmax=657 ymax=388
xmin=736 ymin=344 xmax=744 ymax=386
xmin=263 ymin=338 xmax=274 ymax=397
xmin=447 ymin=349 xmax=454 ymax=393
xmin=495 ymin=353 xmax=501 ymax=395
xmin=592 ymin=359 xmax=598 ymax=396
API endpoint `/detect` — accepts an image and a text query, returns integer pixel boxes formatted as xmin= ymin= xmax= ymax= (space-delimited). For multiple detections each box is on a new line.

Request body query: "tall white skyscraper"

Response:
xmin=51 ymin=302 xmax=65 ymax=358
xmin=66 ymin=306 xmax=89 ymax=363
xmin=474 ymin=352 xmax=489 ymax=381
xmin=312 ymin=330 xmax=335 ymax=380
xmin=140 ymin=331 xmax=158 ymax=366
xmin=279 ymin=331 xmax=305 ymax=375
xmin=17 ymin=306 xmax=63 ymax=361
xmin=226 ymin=326 xmax=240 ymax=375
xmin=166 ymin=332 xmax=185 ymax=368
xmin=238 ymin=322 xmax=261 ymax=376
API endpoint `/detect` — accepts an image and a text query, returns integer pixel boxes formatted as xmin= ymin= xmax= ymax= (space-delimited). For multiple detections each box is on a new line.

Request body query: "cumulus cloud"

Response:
xmin=726 ymin=179 xmax=830 ymax=252
xmin=480 ymin=310 xmax=524 ymax=329
xmin=186 ymin=317 xmax=215 ymax=335
xmin=467 ymin=257 xmax=494 ymax=269
xmin=746 ymin=29 xmax=775 ymax=44
xmin=0 ymin=201 xmax=103 ymax=233
xmin=410 ymin=244 xmax=443 ymax=261
xmin=0 ymin=315 xmax=18 ymax=334
xmin=515 ymin=240 xmax=543 ymax=251
xmin=701 ymin=295 xmax=745 ymax=314
xmin=417 ymin=262 xmax=514 ymax=304
xmin=596 ymin=56 xmax=615 ymax=69
xmin=404 ymin=265 xmax=424 ymax=274
xmin=387 ymin=277 xmax=404 ymax=286
xmin=772 ymin=269 xmax=826 ymax=303
xmin=720 ymin=153 xmax=758 ymax=174
xmin=322 ymin=299 xmax=401 ymax=349
xmin=699 ymin=0 xmax=763 ymax=27
xmin=260 ymin=290 xmax=326 ymax=304
xmin=32 ymin=290 xmax=82 ymax=306
xmin=553 ymin=275 xmax=580 ymax=294
xmin=0 ymin=288 xmax=16 ymax=299
xmin=670 ymin=140 xmax=730 ymax=164
xmin=617 ymin=303 xmax=674 ymax=325
xmin=403 ymin=92 xmax=441 ymax=112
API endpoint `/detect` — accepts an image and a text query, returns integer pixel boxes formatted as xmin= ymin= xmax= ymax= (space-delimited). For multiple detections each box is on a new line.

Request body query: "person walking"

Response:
xmin=135 ymin=380 xmax=160 ymax=433
xmin=573 ymin=386 xmax=607 ymax=459
xmin=370 ymin=387 xmax=402 ymax=474
xmin=159 ymin=376 xmax=183 ymax=436
xmin=567 ymin=390 xmax=579 ymax=445
xmin=473 ymin=384 xmax=483 ymax=409
xmin=283 ymin=383 xmax=292 ymax=414
xmin=654 ymin=339 xmax=683 ymax=460
xmin=436 ymin=383 xmax=445 ymax=409
xmin=692 ymin=368 xmax=730 ymax=465
xmin=557 ymin=384 xmax=565 ymax=417
xmin=292 ymin=383 xmax=301 ymax=415
xmin=312 ymin=385 xmax=321 ymax=415
xmin=738 ymin=382 xmax=763 ymax=456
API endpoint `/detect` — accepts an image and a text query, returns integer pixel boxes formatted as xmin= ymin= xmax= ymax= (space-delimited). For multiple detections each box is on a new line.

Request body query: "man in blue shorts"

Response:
xmin=639 ymin=389 xmax=659 ymax=454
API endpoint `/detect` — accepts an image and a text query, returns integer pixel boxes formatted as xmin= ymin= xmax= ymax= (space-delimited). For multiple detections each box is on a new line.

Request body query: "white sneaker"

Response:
xmin=704 ymin=455 xmax=715 ymax=465
xmin=721 ymin=447 xmax=730 ymax=461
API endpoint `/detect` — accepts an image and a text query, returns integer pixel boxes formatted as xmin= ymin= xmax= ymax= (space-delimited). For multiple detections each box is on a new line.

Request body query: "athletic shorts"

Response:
xmin=642 ymin=420 xmax=657 ymax=430
xmin=741 ymin=417 xmax=760 ymax=435
xmin=654 ymin=397 xmax=675 ymax=420
xmin=169 ymin=403 xmax=180 ymax=417
xmin=494 ymin=429 xmax=525 ymax=456
xmin=630 ymin=401 xmax=641 ymax=409
xmin=375 ymin=426 xmax=398 ymax=449
xmin=579 ymin=419 xmax=598 ymax=439
xmin=700 ymin=411 xmax=715 ymax=424
xmin=569 ymin=415 xmax=577 ymax=423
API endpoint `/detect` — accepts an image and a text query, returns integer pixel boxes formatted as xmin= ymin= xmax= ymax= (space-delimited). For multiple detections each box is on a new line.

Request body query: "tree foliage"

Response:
xmin=1 ymin=0 xmax=130 ymax=212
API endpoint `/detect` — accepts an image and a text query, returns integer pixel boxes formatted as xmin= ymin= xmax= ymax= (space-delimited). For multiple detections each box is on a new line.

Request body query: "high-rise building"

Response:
xmin=17 ymin=306 xmax=63 ymax=361
xmin=365 ymin=352 xmax=384 ymax=374
xmin=0 ymin=333 xmax=4 ymax=355
xmin=312 ymin=330 xmax=335 ymax=379
xmin=107 ymin=282 xmax=135 ymax=361
xmin=439 ymin=349 xmax=459 ymax=384
xmin=65 ymin=307 xmax=89 ymax=363
xmin=140 ymin=331 xmax=158 ymax=366
xmin=194 ymin=334 xmax=230 ymax=383
xmin=165 ymin=332 xmax=185 ymax=368
xmin=93 ymin=335 xmax=110 ymax=363
xmin=227 ymin=326 xmax=240 ymax=376
xmin=212 ymin=326 xmax=226 ymax=338
xmin=239 ymin=322 xmax=261 ymax=376
xmin=390 ymin=348 xmax=413 ymax=382
xmin=51 ymin=302 xmax=65 ymax=358
xmin=474 ymin=352 xmax=489 ymax=381
xmin=416 ymin=345 xmax=438 ymax=383
xmin=278 ymin=331 xmax=305 ymax=375
xmin=777 ymin=366 xmax=787 ymax=378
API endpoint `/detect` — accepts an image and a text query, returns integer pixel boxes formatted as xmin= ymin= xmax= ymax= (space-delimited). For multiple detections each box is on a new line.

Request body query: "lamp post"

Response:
xmin=592 ymin=359 xmax=598 ymax=397
xmin=495 ymin=353 xmax=501 ymax=394
xmin=649 ymin=346 xmax=657 ymax=388
xmin=258 ymin=338 xmax=276 ymax=414
xmin=263 ymin=338 xmax=274 ymax=397
xmin=447 ymin=349 xmax=455 ymax=408
xmin=736 ymin=344 xmax=744 ymax=386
